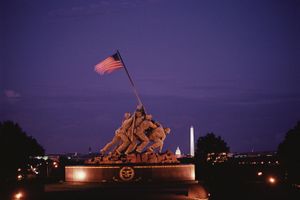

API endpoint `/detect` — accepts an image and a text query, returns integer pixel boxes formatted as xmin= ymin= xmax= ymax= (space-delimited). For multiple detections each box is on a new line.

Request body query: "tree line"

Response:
xmin=194 ymin=121 xmax=299 ymax=167
xmin=0 ymin=121 xmax=44 ymax=180
xmin=0 ymin=120 xmax=299 ymax=181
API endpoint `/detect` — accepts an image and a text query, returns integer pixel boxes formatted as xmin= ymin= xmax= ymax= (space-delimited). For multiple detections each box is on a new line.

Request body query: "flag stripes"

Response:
xmin=94 ymin=53 xmax=123 ymax=75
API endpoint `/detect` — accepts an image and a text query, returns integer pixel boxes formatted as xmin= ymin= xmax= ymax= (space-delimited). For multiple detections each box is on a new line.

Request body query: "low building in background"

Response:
xmin=207 ymin=152 xmax=229 ymax=164
xmin=199 ymin=151 xmax=279 ymax=166
xmin=175 ymin=146 xmax=182 ymax=158
xmin=232 ymin=151 xmax=279 ymax=166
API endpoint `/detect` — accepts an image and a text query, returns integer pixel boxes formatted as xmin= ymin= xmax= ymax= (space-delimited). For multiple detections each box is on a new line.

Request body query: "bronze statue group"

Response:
xmin=100 ymin=105 xmax=171 ymax=155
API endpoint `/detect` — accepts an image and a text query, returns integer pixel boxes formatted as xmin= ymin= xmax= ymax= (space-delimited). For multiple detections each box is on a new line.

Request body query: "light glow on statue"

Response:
xmin=74 ymin=170 xmax=86 ymax=181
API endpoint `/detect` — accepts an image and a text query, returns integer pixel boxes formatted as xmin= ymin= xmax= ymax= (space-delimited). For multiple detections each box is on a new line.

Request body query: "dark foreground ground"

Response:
xmin=2 ymin=179 xmax=299 ymax=200
xmin=208 ymin=181 xmax=300 ymax=200
xmin=2 ymin=163 xmax=300 ymax=200
xmin=196 ymin=161 xmax=300 ymax=200
xmin=45 ymin=182 xmax=300 ymax=200
xmin=44 ymin=181 xmax=204 ymax=200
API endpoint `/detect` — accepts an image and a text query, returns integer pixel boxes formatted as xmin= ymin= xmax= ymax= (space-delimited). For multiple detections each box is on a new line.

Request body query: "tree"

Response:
xmin=0 ymin=121 xmax=45 ymax=179
xmin=277 ymin=121 xmax=300 ymax=183
xmin=195 ymin=132 xmax=230 ymax=164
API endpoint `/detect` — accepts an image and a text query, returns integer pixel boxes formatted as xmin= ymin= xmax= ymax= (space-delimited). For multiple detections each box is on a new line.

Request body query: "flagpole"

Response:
xmin=116 ymin=50 xmax=143 ymax=107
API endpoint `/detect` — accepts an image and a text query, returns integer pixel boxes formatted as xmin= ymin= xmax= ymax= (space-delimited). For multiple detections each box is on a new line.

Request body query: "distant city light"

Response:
xmin=17 ymin=175 xmax=23 ymax=180
xmin=207 ymin=152 xmax=228 ymax=163
xmin=53 ymin=162 xmax=58 ymax=168
xmin=257 ymin=172 xmax=263 ymax=176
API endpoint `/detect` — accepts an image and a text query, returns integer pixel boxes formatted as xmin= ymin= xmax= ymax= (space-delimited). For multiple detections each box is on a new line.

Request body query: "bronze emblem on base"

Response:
xmin=119 ymin=166 xmax=135 ymax=181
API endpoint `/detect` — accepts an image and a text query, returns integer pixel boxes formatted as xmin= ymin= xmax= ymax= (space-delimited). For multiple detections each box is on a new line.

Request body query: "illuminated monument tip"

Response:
xmin=190 ymin=126 xmax=194 ymax=157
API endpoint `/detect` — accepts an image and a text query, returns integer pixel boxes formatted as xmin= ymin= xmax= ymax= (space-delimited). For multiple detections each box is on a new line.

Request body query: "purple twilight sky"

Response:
xmin=0 ymin=0 xmax=299 ymax=154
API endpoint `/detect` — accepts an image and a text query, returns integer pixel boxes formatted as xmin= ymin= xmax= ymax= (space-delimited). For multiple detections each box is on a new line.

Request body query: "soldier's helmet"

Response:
xmin=115 ymin=128 xmax=121 ymax=134
xmin=145 ymin=114 xmax=152 ymax=120
xmin=136 ymin=104 xmax=143 ymax=110
xmin=164 ymin=128 xmax=171 ymax=134
xmin=155 ymin=121 xmax=161 ymax=126
xmin=136 ymin=104 xmax=146 ymax=115
xmin=124 ymin=112 xmax=131 ymax=119
xmin=135 ymin=111 xmax=143 ymax=117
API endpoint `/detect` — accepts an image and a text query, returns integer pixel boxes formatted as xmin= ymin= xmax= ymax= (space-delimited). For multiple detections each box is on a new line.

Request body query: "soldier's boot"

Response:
xmin=135 ymin=149 xmax=142 ymax=154
xmin=99 ymin=149 xmax=105 ymax=156
xmin=125 ymin=143 xmax=137 ymax=155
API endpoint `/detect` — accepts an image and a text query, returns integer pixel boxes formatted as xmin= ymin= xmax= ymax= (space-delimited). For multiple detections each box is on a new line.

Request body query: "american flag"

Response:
xmin=94 ymin=53 xmax=124 ymax=75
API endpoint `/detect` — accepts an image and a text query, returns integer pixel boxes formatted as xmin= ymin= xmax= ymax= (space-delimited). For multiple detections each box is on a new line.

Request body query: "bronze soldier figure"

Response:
xmin=100 ymin=112 xmax=132 ymax=154
xmin=147 ymin=126 xmax=171 ymax=153
xmin=134 ymin=114 xmax=157 ymax=153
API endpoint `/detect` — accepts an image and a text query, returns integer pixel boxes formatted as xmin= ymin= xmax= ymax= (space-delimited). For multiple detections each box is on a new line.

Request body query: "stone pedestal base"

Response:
xmin=65 ymin=164 xmax=195 ymax=183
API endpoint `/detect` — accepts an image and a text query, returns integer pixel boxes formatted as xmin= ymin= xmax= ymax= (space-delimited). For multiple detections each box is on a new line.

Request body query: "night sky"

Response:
xmin=1 ymin=0 xmax=299 ymax=154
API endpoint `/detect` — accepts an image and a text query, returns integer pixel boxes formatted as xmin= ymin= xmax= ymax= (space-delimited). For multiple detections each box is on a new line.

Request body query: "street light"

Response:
xmin=53 ymin=161 xmax=58 ymax=168
xmin=267 ymin=176 xmax=277 ymax=185
xmin=13 ymin=191 xmax=24 ymax=199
